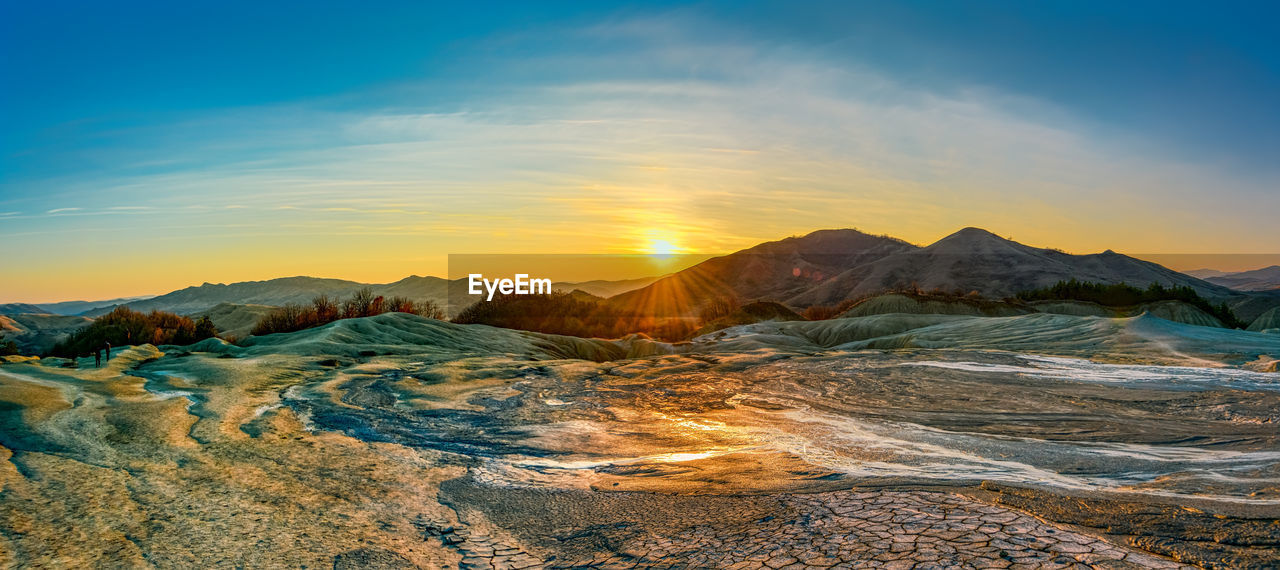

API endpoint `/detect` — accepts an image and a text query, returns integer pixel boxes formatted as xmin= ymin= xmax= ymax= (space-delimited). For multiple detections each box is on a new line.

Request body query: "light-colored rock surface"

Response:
xmin=510 ymin=490 xmax=1193 ymax=569
xmin=3 ymin=314 xmax=1277 ymax=567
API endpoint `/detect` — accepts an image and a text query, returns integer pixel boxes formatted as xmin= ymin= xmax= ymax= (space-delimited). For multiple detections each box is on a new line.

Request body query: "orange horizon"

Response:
xmin=6 ymin=227 xmax=1279 ymax=305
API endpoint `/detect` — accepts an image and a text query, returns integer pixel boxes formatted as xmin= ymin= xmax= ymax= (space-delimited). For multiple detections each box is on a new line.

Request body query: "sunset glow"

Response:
xmin=3 ymin=3 xmax=1279 ymax=303
xmin=647 ymin=239 xmax=683 ymax=256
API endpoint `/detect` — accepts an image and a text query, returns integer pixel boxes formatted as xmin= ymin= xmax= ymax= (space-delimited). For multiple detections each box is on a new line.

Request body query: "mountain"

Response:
xmin=610 ymin=227 xmax=1271 ymax=321
xmin=10 ymin=227 xmax=1276 ymax=328
xmin=1248 ymin=307 xmax=1280 ymax=332
xmin=81 ymin=276 xmax=452 ymax=317
xmin=1185 ymin=268 xmax=1230 ymax=279
xmin=188 ymin=303 xmax=279 ymax=339
xmin=0 ymin=303 xmax=51 ymax=315
xmin=557 ymin=276 xmax=662 ymax=298
xmin=608 ymin=229 xmax=918 ymax=317
xmin=792 ymin=228 xmax=1235 ymax=305
xmin=1203 ymin=265 xmax=1280 ymax=291
xmin=35 ymin=296 xmax=157 ymax=316
xmin=61 ymin=275 xmax=659 ymax=320
xmin=0 ymin=313 xmax=94 ymax=354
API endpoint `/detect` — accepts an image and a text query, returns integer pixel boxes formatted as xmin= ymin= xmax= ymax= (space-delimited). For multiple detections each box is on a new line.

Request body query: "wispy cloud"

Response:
xmin=3 ymin=13 xmax=1279 ymax=302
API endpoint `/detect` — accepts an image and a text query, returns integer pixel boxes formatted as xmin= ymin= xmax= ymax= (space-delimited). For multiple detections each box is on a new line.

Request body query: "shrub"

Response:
xmin=802 ymin=305 xmax=843 ymax=321
xmin=0 ymin=335 xmax=18 ymax=356
xmin=250 ymin=289 xmax=445 ymax=336
xmin=50 ymin=306 xmax=217 ymax=357
xmin=800 ymin=297 xmax=865 ymax=321
xmin=697 ymin=296 xmax=740 ymax=323
xmin=453 ymin=292 xmax=694 ymax=340
xmin=343 ymin=288 xmax=377 ymax=318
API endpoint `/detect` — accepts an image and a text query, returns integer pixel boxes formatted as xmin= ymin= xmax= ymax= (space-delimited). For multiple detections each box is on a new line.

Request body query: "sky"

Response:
xmin=3 ymin=1 xmax=1280 ymax=303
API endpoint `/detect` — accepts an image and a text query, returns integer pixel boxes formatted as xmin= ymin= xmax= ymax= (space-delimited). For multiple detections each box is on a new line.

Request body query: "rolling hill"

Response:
xmin=52 ymin=275 xmax=658 ymax=320
xmin=0 ymin=313 xmax=95 ymax=354
xmin=609 ymin=227 xmax=1276 ymax=322
xmin=8 ymin=227 xmax=1278 ymax=331
xmin=79 ymin=276 xmax=444 ymax=317
xmin=608 ymin=229 xmax=918 ymax=317
xmin=34 ymin=296 xmax=156 ymax=316
xmin=0 ymin=304 xmax=50 ymax=315
xmin=1203 ymin=265 xmax=1280 ymax=291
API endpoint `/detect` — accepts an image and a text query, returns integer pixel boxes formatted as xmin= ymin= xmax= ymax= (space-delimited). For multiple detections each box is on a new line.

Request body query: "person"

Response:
xmin=95 ymin=349 xmax=102 ymax=368
xmin=104 ymin=341 xmax=111 ymax=362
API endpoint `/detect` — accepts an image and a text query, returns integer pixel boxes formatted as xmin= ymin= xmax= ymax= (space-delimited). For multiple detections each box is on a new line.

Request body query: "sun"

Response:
xmin=647 ymin=238 xmax=682 ymax=256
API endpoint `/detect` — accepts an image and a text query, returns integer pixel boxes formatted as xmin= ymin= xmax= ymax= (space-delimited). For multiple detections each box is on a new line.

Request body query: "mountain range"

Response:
xmin=13 ymin=276 xmax=661 ymax=318
xmin=1189 ymin=265 xmax=1280 ymax=292
xmin=610 ymin=227 xmax=1280 ymax=322
xmin=5 ymin=227 xmax=1279 ymax=329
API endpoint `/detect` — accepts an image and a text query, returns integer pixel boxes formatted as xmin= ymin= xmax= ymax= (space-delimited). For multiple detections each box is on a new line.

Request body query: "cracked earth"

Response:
xmin=425 ymin=489 xmax=1193 ymax=569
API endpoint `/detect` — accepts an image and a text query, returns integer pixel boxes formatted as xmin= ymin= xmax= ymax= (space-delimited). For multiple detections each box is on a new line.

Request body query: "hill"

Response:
xmin=808 ymin=291 xmax=1226 ymax=330
xmin=0 ymin=313 xmax=95 ymax=354
xmin=838 ymin=292 xmax=1031 ymax=319
xmin=608 ymin=229 xmax=918 ymax=317
xmin=0 ymin=303 xmax=50 ymax=315
xmin=57 ymin=275 xmax=658 ymax=319
xmin=1185 ymin=268 xmax=1230 ymax=279
xmin=791 ymin=228 xmax=1232 ymax=305
xmin=695 ymin=312 xmax=1280 ymax=367
xmin=693 ymin=301 xmax=805 ymax=336
xmin=34 ymin=296 xmax=156 ymax=316
xmin=1204 ymin=265 xmax=1280 ymax=291
xmin=556 ymin=276 xmax=662 ymax=298
xmin=80 ymin=276 xmax=448 ymax=316
xmin=188 ymin=303 xmax=278 ymax=339
xmin=1248 ymin=307 xmax=1280 ymax=333
xmin=9 ymin=227 xmax=1277 ymax=328
xmin=609 ymin=227 xmax=1276 ymax=322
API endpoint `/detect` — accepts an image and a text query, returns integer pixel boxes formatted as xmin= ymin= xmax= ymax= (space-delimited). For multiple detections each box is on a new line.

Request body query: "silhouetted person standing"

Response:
xmin=95 ymin=349 xmax=102 ymax=368
xmin=104 ymin=341 xmax=111 ymax=362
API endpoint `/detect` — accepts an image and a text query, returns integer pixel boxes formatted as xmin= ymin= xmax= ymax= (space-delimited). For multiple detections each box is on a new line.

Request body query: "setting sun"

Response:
xmin=647 ymin=238 xmax=683 ymax=256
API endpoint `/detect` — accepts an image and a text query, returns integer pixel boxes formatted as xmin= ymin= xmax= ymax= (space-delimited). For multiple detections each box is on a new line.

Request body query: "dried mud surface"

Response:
xmin=2 ymin=314 xmax=1278 ymax=568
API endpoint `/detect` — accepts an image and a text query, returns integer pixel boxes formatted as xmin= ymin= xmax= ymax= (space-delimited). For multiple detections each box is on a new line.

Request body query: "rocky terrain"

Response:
xmin=2 ymin=312 xmax=1278 ymax=567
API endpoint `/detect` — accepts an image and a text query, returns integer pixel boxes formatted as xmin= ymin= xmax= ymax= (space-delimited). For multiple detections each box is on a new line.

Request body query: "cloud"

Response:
xmin=6 ymin=13 xmax=1279 ymax=263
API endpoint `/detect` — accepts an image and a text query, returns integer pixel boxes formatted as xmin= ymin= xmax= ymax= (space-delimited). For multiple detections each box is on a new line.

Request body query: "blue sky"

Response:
xmin=3 ymin=1 xmax=1279 ymax=301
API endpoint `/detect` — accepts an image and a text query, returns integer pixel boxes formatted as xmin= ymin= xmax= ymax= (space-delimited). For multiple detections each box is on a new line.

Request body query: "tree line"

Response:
xmin=50 ymin=306 xmax=218 ymax=357
xmin=250 ymin=288 xmax=445 ymax=336
xmin=1016 ymin=279 xmax=1245 ymax=328
xmin=452 ymin=292 xmax=698 ymax=340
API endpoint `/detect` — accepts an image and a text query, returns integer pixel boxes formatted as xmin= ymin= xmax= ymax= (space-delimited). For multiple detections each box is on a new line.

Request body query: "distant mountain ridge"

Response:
xmin=79 ymin=276 xmax=435 ymax=317
xmin=792 ymin=227 xmax=1234 ymax=305
xmin=35 ymin=296 xmax=157 ymax=316
xmin=7 ymin=227 xmax=1279 ymax=328
xmin=43 ymin=275 xmax=661 ymax=319
xmin=1202 ymin=265 xmax=1280 ymax=292
xmin=0 ymin=303 xmax=50 ymax=315
xmin=610 ymin=227 xmax=1279 ymax=323
xmin=609 ymin=229 xmax=918 ymax=317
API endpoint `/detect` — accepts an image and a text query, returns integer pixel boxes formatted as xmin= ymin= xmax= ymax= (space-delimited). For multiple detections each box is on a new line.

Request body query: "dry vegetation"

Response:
xmin=1018 ymin=279 xmax=1245 ymax=328
xmin=250 ymin=288 xmax=445 ymax=337
xmin=453 ymin=292 xmax=698 ymax=340
xmin=50 ymin=306 xmax=217 ymax=357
